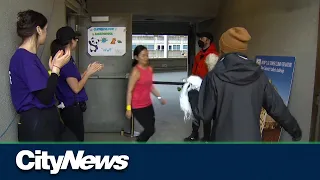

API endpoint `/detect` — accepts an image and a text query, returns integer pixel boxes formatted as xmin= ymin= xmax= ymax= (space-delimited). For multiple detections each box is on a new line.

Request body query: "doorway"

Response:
xmin=66 ymin=6 xmax=80 ymax=65
xmin=129 ymin=20 xmax=197 ymax=141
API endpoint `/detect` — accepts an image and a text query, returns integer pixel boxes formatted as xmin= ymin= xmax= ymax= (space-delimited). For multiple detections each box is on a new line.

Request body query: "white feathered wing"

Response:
xmin=179 ymin=53 xmax=219 ymax=123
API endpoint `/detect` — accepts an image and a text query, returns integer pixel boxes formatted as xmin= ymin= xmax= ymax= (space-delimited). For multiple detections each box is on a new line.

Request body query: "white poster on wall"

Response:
xmin=87 ymin=27 xmax=126 ymax=56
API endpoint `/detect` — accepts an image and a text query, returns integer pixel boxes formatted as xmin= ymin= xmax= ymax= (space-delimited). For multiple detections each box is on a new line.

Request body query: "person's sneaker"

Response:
xmin=184 ymin=133 xmax=199 ymax=141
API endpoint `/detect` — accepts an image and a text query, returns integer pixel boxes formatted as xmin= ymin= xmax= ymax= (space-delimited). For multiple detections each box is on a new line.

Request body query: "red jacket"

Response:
xmin=192 ymin=44 xmax=219 ymax=79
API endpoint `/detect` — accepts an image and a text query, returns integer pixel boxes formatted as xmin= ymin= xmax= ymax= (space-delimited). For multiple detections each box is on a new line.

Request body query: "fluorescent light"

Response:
xmin=91 ymin=16 xmax=109 ymax=22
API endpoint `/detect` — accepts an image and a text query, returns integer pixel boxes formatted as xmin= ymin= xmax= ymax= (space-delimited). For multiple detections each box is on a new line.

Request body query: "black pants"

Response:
xmin=192 ymin=120 xmax=212 ymax=139
xmin=188 ymin=90 xmax=212 ymax=140
xmin=132 ymin=105 xmax=155 ymax=142
xmin=18 ymin=107 xmax=62 ymax=142
xmin=60 ymin=104 xmax=84 ymax=141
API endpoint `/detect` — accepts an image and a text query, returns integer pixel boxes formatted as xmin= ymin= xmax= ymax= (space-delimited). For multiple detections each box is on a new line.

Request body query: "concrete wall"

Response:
xmin=133 ymin=22 xmax=190 ymax=35
xmin=199 ymin=0 xmax=319 ymax=141
xmin=0 ymin=0 xmax=77 ymax=141
xmin=311 ymin=17 xmax=320 ymax=141
xmin=87 ymin=0 xmax=220 ymax=19
xmin=77 ymin=13 xmax=133 ymax=133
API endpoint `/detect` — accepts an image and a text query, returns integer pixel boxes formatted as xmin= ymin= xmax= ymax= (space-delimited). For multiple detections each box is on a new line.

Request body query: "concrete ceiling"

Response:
xmin=132 ymin=15 xmax=212 ymax=23
xmin=86 ymin=0 xmax=221 ymax=22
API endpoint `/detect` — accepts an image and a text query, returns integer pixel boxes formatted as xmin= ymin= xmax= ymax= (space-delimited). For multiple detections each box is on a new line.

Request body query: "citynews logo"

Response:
xmin=16 ymin=150 xmax=129 ymax=175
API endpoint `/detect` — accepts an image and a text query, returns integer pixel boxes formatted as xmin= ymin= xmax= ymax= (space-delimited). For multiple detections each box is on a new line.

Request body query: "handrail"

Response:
xmin=153 ymin=81 xmax=184 ymax=85
xmin=89 ymin=76 xmax=185 ymax=85
xmin=89 ymin=74 xmax=129 ymax=79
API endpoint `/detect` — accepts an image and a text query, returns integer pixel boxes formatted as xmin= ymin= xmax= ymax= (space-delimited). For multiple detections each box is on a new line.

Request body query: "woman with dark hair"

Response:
xmin=9 ymin=10 xmax=71 ymax=141
xmin=50 ymin=26 xmax=104 ymax=142
xmin=126 ymin=45 xmax=166 ymax=142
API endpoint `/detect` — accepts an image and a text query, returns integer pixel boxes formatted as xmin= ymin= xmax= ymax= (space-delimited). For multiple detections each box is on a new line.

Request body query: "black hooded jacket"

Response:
xmin=191 ymin=53 xmax=302 ymax=141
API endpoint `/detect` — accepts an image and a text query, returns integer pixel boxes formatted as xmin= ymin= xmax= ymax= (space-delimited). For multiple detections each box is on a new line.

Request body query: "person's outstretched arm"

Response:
xmin=262 ymin=74 xmax=302 ymax=141
xmin=149 ymin=67 xmax=161 ymax=98
xmin=66 ymin=62 xmax=103 ymax=94
xmin=81 ymin=71 xmax=87 ymax=79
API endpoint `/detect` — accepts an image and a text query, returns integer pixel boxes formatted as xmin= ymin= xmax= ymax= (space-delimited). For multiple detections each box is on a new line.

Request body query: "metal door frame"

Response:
xmin=188 ymin=23 xmax=196 ymax=76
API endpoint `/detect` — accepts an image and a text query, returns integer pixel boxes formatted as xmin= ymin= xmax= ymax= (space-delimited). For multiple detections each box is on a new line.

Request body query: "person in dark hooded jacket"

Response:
xmin=189 ymin=27 xmax=302 ymax=141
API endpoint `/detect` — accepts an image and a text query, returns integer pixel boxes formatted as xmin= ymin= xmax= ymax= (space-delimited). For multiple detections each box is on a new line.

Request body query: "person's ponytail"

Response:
xmin=50 ymin=39 xmax=64 ymax=57
xmin=132 ymin=59 xmax=138 ymax=67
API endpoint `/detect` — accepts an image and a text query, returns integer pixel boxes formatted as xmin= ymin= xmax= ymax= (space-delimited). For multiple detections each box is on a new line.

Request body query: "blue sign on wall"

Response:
xmin=255 ymin=56 xmax=296 ymax=106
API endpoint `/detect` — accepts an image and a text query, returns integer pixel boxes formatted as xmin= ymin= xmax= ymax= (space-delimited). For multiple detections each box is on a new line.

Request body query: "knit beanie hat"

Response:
xmin=219 ymin=27 xmax=251 ymax=54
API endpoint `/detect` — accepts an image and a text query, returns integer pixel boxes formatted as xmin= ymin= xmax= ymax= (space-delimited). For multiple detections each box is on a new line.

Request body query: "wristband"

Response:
xmin=53 ymin=65 xmax=61 ymax=69
xmin=50 ymin=70 xmax=60 ymax=77
xmin=126 ymin=105 xmax=132 ymax=111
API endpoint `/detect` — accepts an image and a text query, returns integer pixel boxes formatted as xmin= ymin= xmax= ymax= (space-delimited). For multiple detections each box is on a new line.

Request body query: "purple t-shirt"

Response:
xmin=9 ymin=48 xmax=55 ymax=113
xmin=56 ymin=57 xmax=88 ymax=107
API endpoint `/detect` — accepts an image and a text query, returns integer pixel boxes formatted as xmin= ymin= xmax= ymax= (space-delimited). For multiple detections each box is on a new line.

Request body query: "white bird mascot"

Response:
xmin=180 ymin=53 xmax=219 ymax=123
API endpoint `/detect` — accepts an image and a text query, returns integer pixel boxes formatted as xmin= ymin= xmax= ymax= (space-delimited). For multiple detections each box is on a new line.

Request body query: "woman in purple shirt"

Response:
xmin=50 ymin=26 xmax=103 ymax=141
xmin=9 ymin=10 xmax=71 ymax=142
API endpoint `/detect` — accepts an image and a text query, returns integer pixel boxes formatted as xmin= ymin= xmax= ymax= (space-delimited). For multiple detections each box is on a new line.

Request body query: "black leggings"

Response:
xmin=132 ymin=105 xmax=155 ymax=142
xmin=18 ymin=107 xmax=62 ymax=142
xmin=60 ymin=104 xmax=84 ymax=141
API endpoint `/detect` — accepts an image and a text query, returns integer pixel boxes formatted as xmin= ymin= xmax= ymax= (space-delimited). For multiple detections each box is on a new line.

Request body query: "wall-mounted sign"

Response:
xmin=87 ymin=27 xmax=126 ymax=56
xmin=256 ymin=55 xmax=296 ymax=142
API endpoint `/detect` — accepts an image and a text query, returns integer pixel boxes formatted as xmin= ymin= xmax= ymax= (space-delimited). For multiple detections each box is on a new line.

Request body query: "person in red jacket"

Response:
xmin=184 ymin=32 xmax=219 ymax=142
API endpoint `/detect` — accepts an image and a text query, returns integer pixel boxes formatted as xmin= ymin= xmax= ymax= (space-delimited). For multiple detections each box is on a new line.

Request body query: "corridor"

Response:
xmin=0 ymin=0 xmax=317 ymax=142
xmin=84 ymin=71 xmax=204 ymax=142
